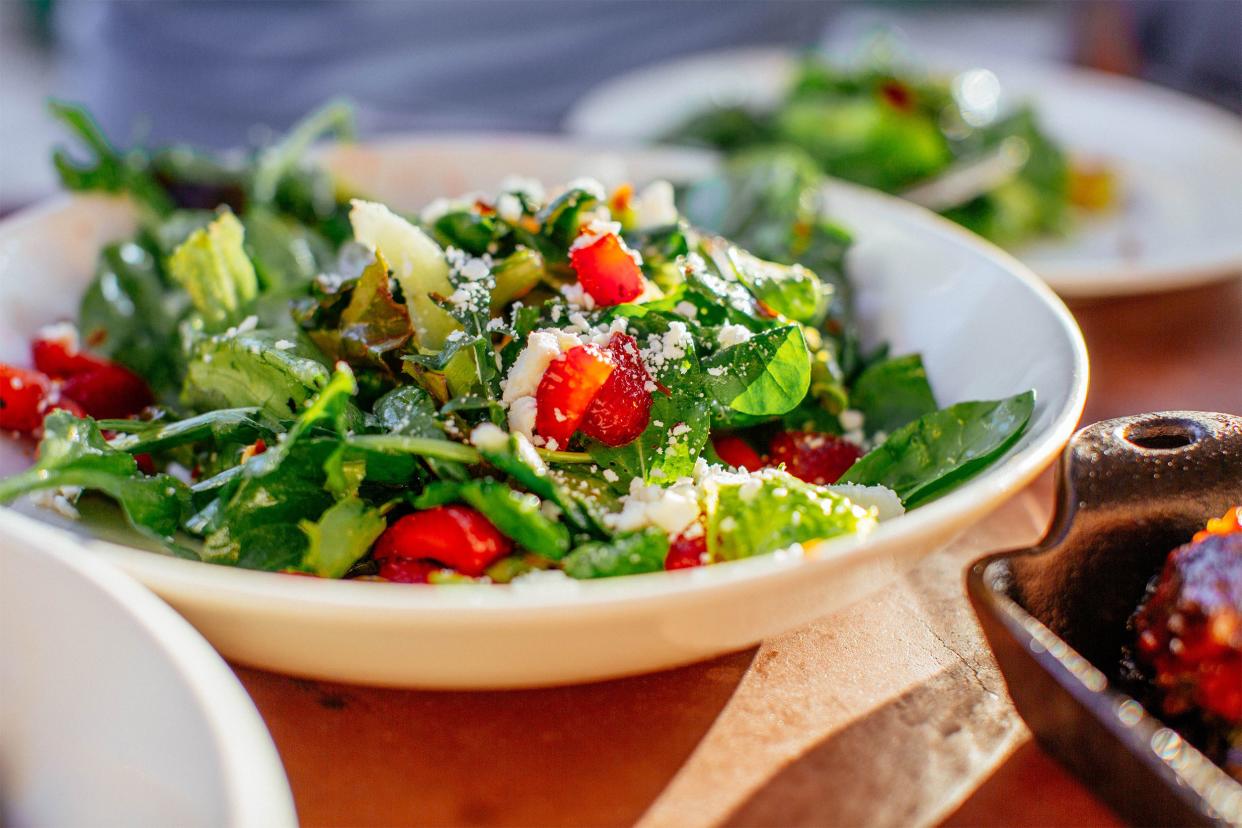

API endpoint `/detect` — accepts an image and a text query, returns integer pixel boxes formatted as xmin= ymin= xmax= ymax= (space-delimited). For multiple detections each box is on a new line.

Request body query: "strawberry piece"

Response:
xmin=580 ymin=333 xmax=654 ymax=447
xmin=59 ymin=363 xmax=154 ymax=420
xmin=712 ymin=434 xmax=764 ymax=470
xmin=372 ymin=504 xmax=513 ymax=577
xmin=0 ymin=364 xmax=53 ymax=433
xmin=378 ymin=558 xmax=439 ymax=584
xmin=665 ymin=532 xmax=707 ymax=570
xmin=534 ymin=343 xmax=614 ymax=449
xmin=767 ymin=430 xmax=863 ymax=485
xmin=569 ymin=232 xmax=644 ymax=306
xmin=32 ymin=328 xmax=110 ymax=378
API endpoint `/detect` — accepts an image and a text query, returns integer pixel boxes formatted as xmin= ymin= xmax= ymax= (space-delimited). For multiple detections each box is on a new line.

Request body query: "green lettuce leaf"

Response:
xmin=562 ymin=528 xmax=669 ymax=579
xmin=167 ymin=210 xmax=259 ymax=330
xmin=708 ymin=469 xmax=875 ymax=561
xmin=181 ymin=329 xmax=331 ymax=419
xmin=297 ymin=496 xmax=387 ymax=578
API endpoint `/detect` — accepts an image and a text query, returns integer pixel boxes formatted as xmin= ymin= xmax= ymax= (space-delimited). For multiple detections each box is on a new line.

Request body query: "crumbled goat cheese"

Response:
xmin=564 ymin=176 xmax=607 ymax=201
xmin=500 ymin=330 xmax=581 ymax=402
xmin=606 ymin=477 xmax=701 ymax=538
xmin=496 ymin=192 xmax=524 ymax=223
xmin=674 ymin=301 xmax=698 ymax=320
xmin=601 ymin=468 xmax=619 ymax=483
xmin=539 ymin=500 xmax=563 ymax=521
xmin=826 ymin=484 xmax=905 ymax=521
xmin=274 ymin=339 xmax=295 ymax=351
xmin=470 ymin=422 xmax=510 ymax=452
xmin=37 ymin=321 xmax=80 ymax=350
xmin=717 ymin=323 xmax=753 ymax=348
xmin=570 ymin=218 xmax=623 ymax=252
xmin=838 ymin=409 xmax=865 ymax=432
xmin=507 ymin=396 xmax=539 ymax=444
xmin=560 ymin=281 xmax=597 ymax=311
xmin=632 ymin=180 xmax=680 ymax=229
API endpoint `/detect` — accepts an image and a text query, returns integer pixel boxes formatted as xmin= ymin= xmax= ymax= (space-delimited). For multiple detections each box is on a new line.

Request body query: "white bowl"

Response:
xmin=0 ymin=136 xmax=1087 ymax=688
xmin=0 ymin=510 xmax=295 ymax=826
xmin=566 ymin=47 xmax=1242 ymax=297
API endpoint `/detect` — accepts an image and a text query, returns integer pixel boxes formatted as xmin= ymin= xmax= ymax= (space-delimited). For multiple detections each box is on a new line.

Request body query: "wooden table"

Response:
xmin=236 ymin=278 xmax=1242 ymax=828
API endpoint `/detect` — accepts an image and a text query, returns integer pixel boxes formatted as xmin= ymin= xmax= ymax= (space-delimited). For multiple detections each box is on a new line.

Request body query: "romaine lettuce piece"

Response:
xmin=167 ymin=210 xmax=259 ymax=331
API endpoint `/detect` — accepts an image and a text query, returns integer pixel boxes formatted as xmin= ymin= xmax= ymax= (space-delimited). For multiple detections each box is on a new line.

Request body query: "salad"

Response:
xmin=0 ymin=103 xmax=1035 ymax=584
xmin=665 ymin=55 xmax=1111 ymax=246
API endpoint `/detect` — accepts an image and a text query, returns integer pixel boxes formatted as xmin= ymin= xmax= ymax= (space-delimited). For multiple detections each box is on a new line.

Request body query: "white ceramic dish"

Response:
xmin=0 ymin=136 xmax=1087 ymax=688
xmin=0 ymin=510 xmax=295 ymax=827
xmin=566 ymin=47 xmax=1242 ymax=297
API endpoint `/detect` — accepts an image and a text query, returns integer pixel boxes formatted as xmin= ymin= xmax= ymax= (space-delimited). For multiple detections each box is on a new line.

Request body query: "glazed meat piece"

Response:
xmin=1135 ymin=509 xmax=1242 ymax=724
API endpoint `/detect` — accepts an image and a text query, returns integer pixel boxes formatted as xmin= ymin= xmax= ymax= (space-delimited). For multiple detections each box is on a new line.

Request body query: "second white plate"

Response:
xmin=566 ymin=47 xmax=1242 ymax=297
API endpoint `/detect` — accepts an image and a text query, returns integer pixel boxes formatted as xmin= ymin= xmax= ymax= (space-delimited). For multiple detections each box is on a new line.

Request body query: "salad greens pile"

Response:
xmin=665 ymin=55 xmax=1077 ymax=246
xmin=0 ymin=102 xmax=1035 ymax=584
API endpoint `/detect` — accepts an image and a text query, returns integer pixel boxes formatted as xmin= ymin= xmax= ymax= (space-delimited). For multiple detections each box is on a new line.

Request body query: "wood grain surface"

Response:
xmin=236 ymin=277 xmax=1241 ymax=827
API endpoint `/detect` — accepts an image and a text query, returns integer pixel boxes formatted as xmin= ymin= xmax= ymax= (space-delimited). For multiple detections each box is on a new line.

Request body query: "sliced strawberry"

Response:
xmin=666 ymin=532 xmax=707 ymax=570
xmin=59 ymin=363 xmax=154 ymax=420
xmin=378 ymin=558 xmax=439 ymax=584
xmin=580 ymin=333 xmax=654 ymax=447
xmin=534 ymin=343 xmax=614 ymax=449
xmin=372 ymin=505 xmax=513 ymax=577
xmin=767 ymin=431 xmax=863 ymax=485
xmin=32 ymin=328 xmax=110 ymax=378
xmin=712 ymin=434 xmax=763 ymax=470
xmin=0 ymin=364 xmax=53 ymax=433
xmin=569 ymin=232 xmax=644 ymax=306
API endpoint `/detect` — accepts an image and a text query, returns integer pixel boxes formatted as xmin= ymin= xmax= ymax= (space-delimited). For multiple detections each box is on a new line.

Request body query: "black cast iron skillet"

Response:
xmin=968 ymin=411 xmax=1242 ymax=826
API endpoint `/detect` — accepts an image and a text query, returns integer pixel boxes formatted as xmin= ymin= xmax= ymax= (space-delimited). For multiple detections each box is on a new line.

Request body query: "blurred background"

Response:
xmin=2 ymin=0 xmax=1239 ymax=209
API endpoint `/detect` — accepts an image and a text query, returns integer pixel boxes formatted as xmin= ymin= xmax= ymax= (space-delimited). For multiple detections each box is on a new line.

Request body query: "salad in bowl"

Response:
xmin=0 ymin=104 xmax=1037 ymax=587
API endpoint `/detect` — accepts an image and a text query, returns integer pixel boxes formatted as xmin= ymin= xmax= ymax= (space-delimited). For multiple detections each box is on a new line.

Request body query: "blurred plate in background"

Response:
xmin=0 ymin=510 xmax=295 ymax=827
xmin=566 ymin=47 xmax=1242 ymax=297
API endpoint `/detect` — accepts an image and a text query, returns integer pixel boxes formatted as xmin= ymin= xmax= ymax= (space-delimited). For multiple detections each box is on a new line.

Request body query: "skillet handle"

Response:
xmin=1045 ymin=410 xmax=1242 ymax=545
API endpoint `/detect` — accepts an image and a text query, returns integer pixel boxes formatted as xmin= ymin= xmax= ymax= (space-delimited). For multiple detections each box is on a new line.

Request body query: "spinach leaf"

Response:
xmin=848 ymin=353 xmax=938 ymax=436
xmin=536 ymin=185 xmax=599 ymax=259
xmin=181 ymin=329 xmax=331 ymax=419
xmin=372 ymin=385 xmax=442 ymax=437
xmin=298 ymin=496 xmax=387 ymax=578
xmin=702 ymin=324 xmax=810 ymax=416
xmin=708 ymin=469 xmax=874 ymax=561
xmin=0 ymin=412 xmax=191 ymax=548
xmin=723 ymin=246 xmax=825 ymax=325
xmin=839 ymin=391 xmax=1035 ymax=507
xmin=79 ymin=241 xmax=186 ymax=400
xmin=562 ymin=528 xmax=669 ymax=579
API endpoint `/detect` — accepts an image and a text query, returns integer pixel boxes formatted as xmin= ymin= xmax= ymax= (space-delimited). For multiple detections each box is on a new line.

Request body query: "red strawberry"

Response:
xmin=665 ymin=532 xmax=707 ymax=570
xmin=712 ymin=434 xmax=763 ymax=470
xmin=534 ymin=343 xmax=614 ymax=449
xmin=32 ymin=328 xmax=110 ymax=378
xmin=569 ymin=232 xmax=644 ymax=306
xmin=378 ymin=558 xmax=439 ymax=584
xmin=767 ymin=431 xmax=863 ymax=485
xmin=372 ymin=505 xmax=512 ymax=577
xmin=580 ymin=333 xmax=654 ymax=446
xmin=0 ymin=364 xmax=53 ymax=433
xmin=59 ymin=363 xmax=154 ymax=420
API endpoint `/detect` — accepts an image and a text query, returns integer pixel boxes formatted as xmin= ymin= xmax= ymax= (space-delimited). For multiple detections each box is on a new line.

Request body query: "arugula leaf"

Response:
xmin=848 ymin=353 xmax=937 ymax=436
xmin=167 ymin=210 xmax=259 ymax=330
xmin=103 ymin=407 xmax=269 ymax=456
xmin=562 ymin=528 xmax=669 ymax=579
xmin=79 ymin=241 xmax=186 ymax=400
xmin=298 ymin=496 xmax=386 ymax=578
xmin=0 ymin=412 xmax=190 ymax=548
xmin=839 ymin=391 xmax=1035 ymax=507
xmin=708 ymin=469 xmax=875 ymax=561
xmin=182 ymin=329 xmax=331 ymax=419
xmin=702 ymin=324 xmax=810 ymax=416
xmin=48 ymin=100 xmax=174 ymax=214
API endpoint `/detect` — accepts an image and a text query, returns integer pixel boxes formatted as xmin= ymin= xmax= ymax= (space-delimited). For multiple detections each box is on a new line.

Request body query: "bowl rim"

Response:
xmin=0 ymin=513 xmax=297 ymax=826
xmin=0 ymin=136 xmax=1088 ymax=615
